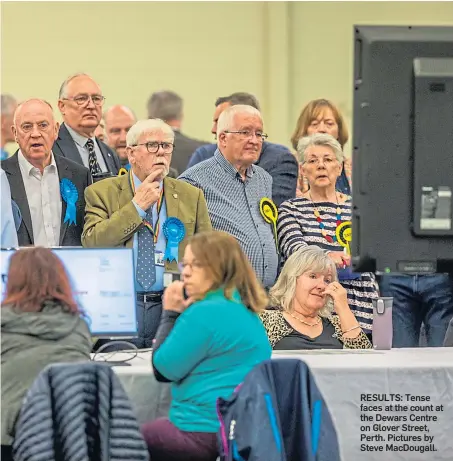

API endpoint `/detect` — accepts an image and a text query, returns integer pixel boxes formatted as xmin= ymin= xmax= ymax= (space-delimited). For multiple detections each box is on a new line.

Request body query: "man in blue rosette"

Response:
xmin=82 ymin=118 xmax=212 ymax=348
xmin=1 ymin=99 xmax=91 ymax=247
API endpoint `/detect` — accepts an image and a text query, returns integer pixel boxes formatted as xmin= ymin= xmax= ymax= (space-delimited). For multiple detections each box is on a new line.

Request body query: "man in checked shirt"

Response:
xmin=179 ymin=105 xmax=278 ymax=289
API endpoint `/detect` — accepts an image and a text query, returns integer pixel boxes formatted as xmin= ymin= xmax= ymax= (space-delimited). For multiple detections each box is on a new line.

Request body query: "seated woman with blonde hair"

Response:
xmin=141 ymin=230 xmax=271 ymax=461
xmin=261 ymin=246 xmax=372 ymax=350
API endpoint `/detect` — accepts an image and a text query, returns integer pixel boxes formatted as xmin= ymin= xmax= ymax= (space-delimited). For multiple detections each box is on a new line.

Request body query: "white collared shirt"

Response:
xmin=65 ymin=123 xmax=108 ymax=172
xmin=18 ymin=150 xmax=62 ymax=247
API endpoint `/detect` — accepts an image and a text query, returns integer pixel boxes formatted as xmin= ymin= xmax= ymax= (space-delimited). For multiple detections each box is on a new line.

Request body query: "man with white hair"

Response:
xmin=82 ymin=118 xmax=212 ymax=347
xmin=179 ymin=105 xmax=279 ymax=288
xmin=53 ymin=73 xmax=120 ymax=178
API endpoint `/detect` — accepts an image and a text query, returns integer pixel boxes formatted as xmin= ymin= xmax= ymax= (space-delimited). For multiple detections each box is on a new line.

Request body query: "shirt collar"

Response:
xmin=214 ymin=149 xmax=255 ymax=180
xmin=64 ymin=123 xmax=96 ymax=148
xmin=18 ymin=149 xmax=56 ymax=175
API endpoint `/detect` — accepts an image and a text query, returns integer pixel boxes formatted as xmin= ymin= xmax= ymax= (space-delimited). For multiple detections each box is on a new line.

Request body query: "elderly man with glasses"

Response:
xmin=82 ymin=118 xmax=212 ymax=348
xmin=53 ymin=73 xmax=120 ymax=179
xmin=180 ymin=105 xmax=279 ymax=289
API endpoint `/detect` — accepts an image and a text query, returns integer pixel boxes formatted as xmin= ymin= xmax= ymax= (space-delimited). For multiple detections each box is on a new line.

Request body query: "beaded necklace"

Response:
xmin=310 ymin=191 xmax=342 ymax=244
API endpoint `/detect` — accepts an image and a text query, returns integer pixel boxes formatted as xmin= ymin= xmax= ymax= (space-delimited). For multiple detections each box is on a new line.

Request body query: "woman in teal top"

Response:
xmin=141 ymin=230 xmax=272 ymax=461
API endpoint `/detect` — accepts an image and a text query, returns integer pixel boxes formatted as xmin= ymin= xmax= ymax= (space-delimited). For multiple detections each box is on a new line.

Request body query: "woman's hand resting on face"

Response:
xmin=163 ymin=281 xmax=195 ymax=313
xmin=323 ymin=281 xmax=349 ymax=309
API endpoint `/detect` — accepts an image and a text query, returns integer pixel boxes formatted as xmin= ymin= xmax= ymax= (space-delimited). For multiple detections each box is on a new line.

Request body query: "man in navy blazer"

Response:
xmin=187 ymin=92 xmax=298 ymax=206
xmin=53 ymin=73 xmax=120 ymax=178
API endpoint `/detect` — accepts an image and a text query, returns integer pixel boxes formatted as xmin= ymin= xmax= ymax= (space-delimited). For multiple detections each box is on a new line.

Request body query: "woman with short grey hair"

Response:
xmin=261 ymin=246 xmax=372 ymax=349
xmin=277 ymin=133 xmax=379 ymax=335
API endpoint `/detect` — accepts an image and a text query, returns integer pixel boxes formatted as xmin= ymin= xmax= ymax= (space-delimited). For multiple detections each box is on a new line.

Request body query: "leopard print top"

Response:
xmin=260 ymin=309 xmax=372 ymax=349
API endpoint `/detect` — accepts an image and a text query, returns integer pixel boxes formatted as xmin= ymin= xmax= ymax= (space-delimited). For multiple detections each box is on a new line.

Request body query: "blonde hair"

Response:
xmin=188 ymin=231 xmax=268 ymax=313
xmin=269 ymin=245 xmax=338 ymax=317
xmin=291 ymin=98 xmax=349 ymax=150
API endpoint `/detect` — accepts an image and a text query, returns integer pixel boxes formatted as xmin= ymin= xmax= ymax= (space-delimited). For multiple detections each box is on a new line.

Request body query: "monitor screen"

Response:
xmin=351 ymin=25 xmax=453 ymax=274
xmin=1 ymin=247 xmax=137 ymax=337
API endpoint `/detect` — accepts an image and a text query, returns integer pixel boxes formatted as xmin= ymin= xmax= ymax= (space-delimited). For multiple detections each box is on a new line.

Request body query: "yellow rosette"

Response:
xmin=118 ymin=167 xmax=128 ymax=176
xmin=335 ymin=221 xmax=352 ymax=255
xmin=259 ymin=197 xmax=278 ymax=251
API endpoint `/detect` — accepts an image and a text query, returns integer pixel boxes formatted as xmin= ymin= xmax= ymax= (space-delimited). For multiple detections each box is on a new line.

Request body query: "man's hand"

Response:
xmin=134 ymin=168 xmax=165 ymax=211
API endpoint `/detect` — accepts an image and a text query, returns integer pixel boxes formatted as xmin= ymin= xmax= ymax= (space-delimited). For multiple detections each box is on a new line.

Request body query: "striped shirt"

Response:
xmin=179 ymin=149 xmax=278 ymax=288
xmin=277 ymin=196 xmax=378 ymax=333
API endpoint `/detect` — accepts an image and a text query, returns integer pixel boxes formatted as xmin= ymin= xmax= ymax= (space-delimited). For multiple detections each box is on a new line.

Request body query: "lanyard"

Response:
xmin=129 ymin=170 xmax=164 ymax=243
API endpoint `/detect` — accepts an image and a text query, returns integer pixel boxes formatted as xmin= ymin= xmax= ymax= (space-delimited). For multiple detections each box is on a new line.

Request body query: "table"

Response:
xmin=101 ymin=348 xmax=453 ymax=461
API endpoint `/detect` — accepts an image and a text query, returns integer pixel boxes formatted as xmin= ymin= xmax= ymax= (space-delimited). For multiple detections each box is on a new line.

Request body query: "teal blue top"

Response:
xmin=153 ymin=288 xmax=272 ymax=432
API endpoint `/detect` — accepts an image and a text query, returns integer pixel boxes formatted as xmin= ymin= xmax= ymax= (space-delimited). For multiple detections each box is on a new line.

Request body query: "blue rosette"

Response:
xmin=60 ymin=178 xmax=78 ymax=226
xmin=163 ymin=218 xmax=186 ymax=262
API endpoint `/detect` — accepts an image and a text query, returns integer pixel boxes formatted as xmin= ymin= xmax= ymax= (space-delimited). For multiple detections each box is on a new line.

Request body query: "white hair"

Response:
xmin=126 ymin=118 xmax=174 ymax=146
xmin=216 ymin=104 xmax=262 ymax=135
xmin=269 ymin=245 xmax=338 ymax=317
xmin=297 ymin=133 xmax=344 ymax=164
xmin=58 ymin=73 xmax=97 ymax=99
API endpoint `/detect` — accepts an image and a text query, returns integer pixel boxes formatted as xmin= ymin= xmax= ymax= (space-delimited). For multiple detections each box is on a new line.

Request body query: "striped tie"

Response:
xmin=86 ymin=138 xmax=101 ymax=176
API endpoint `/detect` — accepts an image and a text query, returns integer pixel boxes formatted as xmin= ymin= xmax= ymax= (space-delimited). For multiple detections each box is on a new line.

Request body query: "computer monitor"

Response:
xmin=352 ymin=25 xmax=453 ymax=274
xmin=1 ymin=247 xmax=137 ymax=337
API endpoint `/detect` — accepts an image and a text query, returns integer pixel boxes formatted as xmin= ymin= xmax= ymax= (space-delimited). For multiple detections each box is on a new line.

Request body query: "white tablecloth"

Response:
xmin=100 ymin=348 xmax=453 ymax=461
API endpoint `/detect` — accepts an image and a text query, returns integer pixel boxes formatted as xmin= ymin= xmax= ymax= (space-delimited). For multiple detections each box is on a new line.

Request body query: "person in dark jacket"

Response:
xmin=187 ymin=92 xmax=298 ymax=206
xmin=1 ymin=247 xmax=92 ymax=456
xmin=141 ymin=230 xmax=271 ymax=461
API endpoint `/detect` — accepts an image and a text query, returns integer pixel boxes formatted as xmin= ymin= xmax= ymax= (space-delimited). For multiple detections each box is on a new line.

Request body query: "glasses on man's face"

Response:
xmin=177 ymin=261 xmax=203 ymax=272
xmin=63 ymin=94 xmax=106 ymax=106
xmin=224 ymin=130 xmax=268 ymax=141
xmin=20 ymin=121 xmax=52 ymax=133
xmin=133 ymin=141 xmax=174 ymax=154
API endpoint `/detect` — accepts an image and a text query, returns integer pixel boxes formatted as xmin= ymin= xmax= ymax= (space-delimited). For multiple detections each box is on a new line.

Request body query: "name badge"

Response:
xmin=155 ymin=251 xmax=165 ymax=267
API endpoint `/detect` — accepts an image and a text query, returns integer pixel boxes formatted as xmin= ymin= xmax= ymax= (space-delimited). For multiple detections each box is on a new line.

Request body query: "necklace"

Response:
xmin=310 ymin=191 xmax=342 ymax=243
xmin=287 ymin=311 xmax=322 ymax=327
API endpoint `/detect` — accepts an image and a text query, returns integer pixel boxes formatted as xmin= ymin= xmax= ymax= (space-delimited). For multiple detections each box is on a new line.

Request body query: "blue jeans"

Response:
xmin=380 ymin=274 xmax=453 ymax=347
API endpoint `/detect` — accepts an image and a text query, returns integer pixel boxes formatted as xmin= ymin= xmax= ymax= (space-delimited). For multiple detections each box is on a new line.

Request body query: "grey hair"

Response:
xmin=217 ymin=104 xmax=262 ymax=135
xmin=58 ymin=73 xmax=95 ymax=99
xmin=13 ymin=99 xmax=54 ymax=126
xmin=269 ymin=245 xmax=338 ymax=317
xmin=296 ymin=133 xmax=344 ymax=164
xmin=126 ymin=118 xmax=174 ymax=147
xmin=1 ymin=94 xmax=17 ymax=115
xmin=147 ymin=91 xmax=183 ymax=122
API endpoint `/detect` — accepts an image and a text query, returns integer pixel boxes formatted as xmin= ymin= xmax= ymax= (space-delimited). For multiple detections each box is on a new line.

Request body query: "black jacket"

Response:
xmin=53 ymin=123 xmax=120 ymax=176
xmin=1 ymin=153 xmax=91 ymax=246
xmin=12 ymin=362 xmax=149 ymax=461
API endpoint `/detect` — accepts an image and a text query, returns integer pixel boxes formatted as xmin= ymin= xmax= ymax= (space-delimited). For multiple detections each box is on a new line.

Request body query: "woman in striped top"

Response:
xmin=277 ymin=133 xmax=378 ymax=334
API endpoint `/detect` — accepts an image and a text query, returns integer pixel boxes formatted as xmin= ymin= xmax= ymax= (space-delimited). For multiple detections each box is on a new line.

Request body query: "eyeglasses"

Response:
xmin=20 ymin=122 xmax=52 ymax=133
xmin=133 ymin=142 xmax=174 ymax=154
xmin=62 ymin=94 xmax=106 ymax=106
xmin=224 ymin=130 xmax=268 ymax=141
xmin=177 ymin=261 xmax=204 ymax=272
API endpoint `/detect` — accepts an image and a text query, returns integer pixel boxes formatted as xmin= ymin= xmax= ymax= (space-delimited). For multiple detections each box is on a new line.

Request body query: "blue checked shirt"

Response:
xmin=179 ymin=149 xmax=278 ymax=288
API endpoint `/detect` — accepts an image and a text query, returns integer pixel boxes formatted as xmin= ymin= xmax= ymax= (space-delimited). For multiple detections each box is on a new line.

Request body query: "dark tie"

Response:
xmin=86 ymin=138 xmax=101 ymax=176
xmin=136 ymin=209 xmax=156 ymax=291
